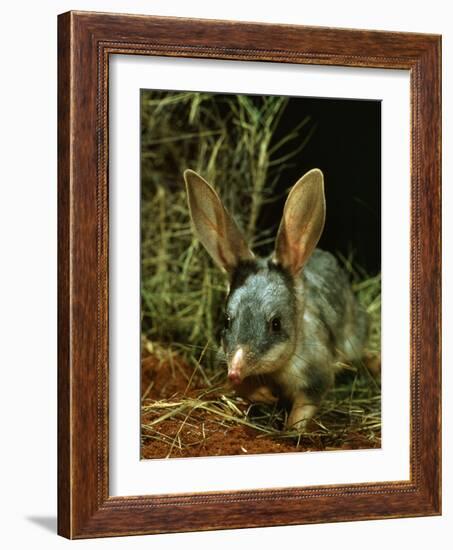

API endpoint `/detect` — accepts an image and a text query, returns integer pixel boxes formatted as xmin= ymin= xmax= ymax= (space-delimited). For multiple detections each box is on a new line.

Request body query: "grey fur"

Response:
xmin=220 ymin=250 xmax=368 ymax=404
xmin=223 ymin=259 xmax=296 ymax=365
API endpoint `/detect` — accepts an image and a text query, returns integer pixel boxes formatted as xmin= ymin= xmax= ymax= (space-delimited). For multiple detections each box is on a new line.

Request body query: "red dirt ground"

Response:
xmin=141 ymin=351 xmax=380 ymax=460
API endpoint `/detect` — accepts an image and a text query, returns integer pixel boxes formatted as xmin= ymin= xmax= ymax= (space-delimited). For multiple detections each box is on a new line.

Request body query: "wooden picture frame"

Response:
xmin=58 ymin=10 xmax=441 ymax=539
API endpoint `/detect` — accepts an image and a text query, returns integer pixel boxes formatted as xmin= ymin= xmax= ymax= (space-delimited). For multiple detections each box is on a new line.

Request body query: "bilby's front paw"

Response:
xmin=233 ymin=377 xmax=278 ymax=405
xmin=286 ymin=403 xmax=317 ymax=432
xmin=248 ymin=385 xmax=279 ymax=405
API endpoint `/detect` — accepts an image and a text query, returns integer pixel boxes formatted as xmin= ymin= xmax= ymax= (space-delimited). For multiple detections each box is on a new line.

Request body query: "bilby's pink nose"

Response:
xmin=228 ymin=347 xmax=245 ymax=385
xmin=228 ymin=370 xmax=242 ymax=384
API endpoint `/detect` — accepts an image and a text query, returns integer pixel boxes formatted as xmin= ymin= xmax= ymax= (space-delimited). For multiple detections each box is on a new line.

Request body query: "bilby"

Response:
xmin=184 ymin=168 xmax=368 ymax=431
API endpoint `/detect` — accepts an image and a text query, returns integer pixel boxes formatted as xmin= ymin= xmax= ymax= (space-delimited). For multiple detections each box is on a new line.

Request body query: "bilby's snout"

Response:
xmin=227 ymin=347 xmax=249 ymax=385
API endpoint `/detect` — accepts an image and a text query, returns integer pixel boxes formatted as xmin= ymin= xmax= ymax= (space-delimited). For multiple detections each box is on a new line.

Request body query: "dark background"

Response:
xmin=259 ymin=97 xmax=381 ymax=275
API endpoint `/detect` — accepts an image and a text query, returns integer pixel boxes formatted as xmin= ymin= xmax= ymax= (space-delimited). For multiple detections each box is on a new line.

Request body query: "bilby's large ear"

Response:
xmin=184 ymin=169 xmax=254 ymax=274
xmin=274 ymin=169 xmax=325 ymax=276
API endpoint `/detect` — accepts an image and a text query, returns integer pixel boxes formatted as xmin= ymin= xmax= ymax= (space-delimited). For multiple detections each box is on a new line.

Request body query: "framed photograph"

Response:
xmin=58 ymin=11 xmax=441 ymax=538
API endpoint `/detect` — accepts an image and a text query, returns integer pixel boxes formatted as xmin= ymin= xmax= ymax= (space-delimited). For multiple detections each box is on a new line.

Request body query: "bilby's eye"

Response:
xmin=224 ymin=314 xmax=231 ymax=330
xmin=270 ymin=316 xmax=281 ymax=333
